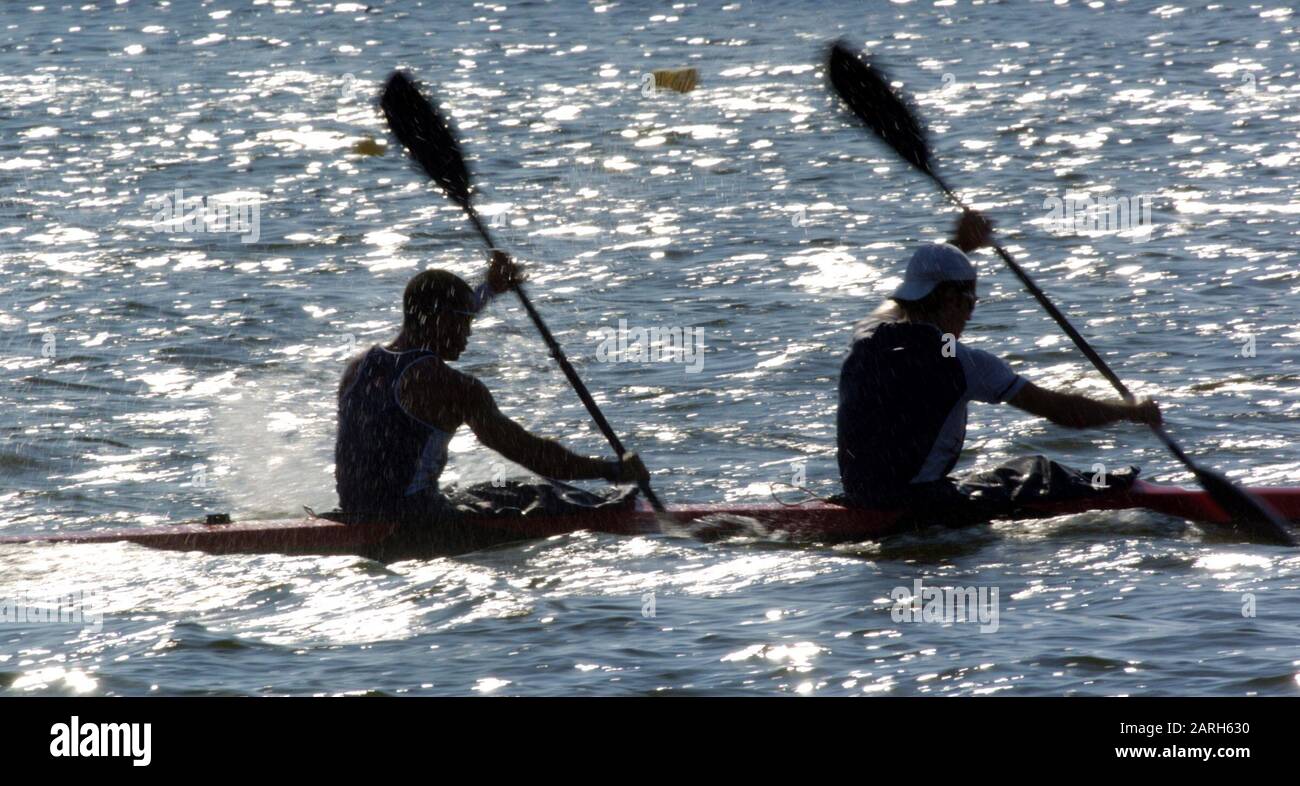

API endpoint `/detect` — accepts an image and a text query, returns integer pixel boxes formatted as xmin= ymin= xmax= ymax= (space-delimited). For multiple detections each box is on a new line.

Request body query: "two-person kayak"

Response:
xmin=3 ymin=480 xmax=1297 ymax=561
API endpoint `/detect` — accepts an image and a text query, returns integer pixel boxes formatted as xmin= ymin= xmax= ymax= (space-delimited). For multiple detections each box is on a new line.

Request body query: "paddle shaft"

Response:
xmin=464 ymin=211 xmax=667 ymax=512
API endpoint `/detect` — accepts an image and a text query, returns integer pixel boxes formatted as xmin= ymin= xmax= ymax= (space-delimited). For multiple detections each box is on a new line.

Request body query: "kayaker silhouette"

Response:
xmin=333 ymin=251 xmax=649 ymax=527
xmin=836 ymin=210 xmax=1163 ymax=525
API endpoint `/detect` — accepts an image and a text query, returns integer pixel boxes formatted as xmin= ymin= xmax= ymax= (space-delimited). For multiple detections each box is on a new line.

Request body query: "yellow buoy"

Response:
xmin=352 ymin=137 xmax=386 ymax=156
xmin=652 ymin=68 xmax=698 ymax=94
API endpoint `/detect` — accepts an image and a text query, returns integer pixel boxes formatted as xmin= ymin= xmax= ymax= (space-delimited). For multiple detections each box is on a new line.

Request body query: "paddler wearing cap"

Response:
xmin=334 ymin=252 xmax=649 ymax=524
xmin=836 ymin=211 xmax=1162 ymax=519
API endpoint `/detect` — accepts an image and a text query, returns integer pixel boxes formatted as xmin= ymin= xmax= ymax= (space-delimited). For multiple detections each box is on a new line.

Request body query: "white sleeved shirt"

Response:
xmin=911 ymin=339 xmax=1026 ymax=482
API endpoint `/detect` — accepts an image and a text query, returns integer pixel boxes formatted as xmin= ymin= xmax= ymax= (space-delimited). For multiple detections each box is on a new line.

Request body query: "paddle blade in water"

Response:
xmin=381 ymin=70 xmax=472 ymax=210
xmin=826 ymin=40 xmax=933 ymax=176
xmin=1193 ymin=467 xmax=1296 ymax=545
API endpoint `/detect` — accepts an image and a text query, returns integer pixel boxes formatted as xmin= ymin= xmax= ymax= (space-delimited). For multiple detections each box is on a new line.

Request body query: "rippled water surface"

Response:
xmin=2 ymin=1 xmax=1299 ymax=696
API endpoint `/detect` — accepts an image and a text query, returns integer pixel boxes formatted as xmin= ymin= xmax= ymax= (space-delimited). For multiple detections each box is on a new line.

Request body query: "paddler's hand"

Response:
xmin=487 ymin=250 xmax=526 ymax=294
xmin=1127 ymin=397 xmax=1163 ymax=427
xmin=952 ymin=209 xmax=995 ymax=253
xmin=614 ymin=452 xmax=650 ymax=485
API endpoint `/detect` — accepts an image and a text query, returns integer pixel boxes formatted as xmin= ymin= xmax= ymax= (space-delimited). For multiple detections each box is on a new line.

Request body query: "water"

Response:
xmin=1 ymin=0 xmax=1298 ymax=696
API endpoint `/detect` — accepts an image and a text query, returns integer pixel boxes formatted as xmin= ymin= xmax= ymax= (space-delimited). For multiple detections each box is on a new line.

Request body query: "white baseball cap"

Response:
xmin=890 ymin=243 xmax=977 ymax=301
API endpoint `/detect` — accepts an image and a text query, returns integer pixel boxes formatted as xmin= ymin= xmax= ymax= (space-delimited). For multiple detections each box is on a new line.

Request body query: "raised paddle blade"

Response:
xmin=1192 ymin=467 xmax=1296 ymax=545
xmin=381 ymin=70 xmax=473 ymax=211
xmin=826 ymin=40 xmax=933 ymax=176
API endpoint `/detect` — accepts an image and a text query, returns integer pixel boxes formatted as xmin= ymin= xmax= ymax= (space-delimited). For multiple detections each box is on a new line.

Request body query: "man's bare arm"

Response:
xmin=1009 ymin=382 xmax=1161 ymax=429
xmin=461 ymin=380 xmax=618 ymax=481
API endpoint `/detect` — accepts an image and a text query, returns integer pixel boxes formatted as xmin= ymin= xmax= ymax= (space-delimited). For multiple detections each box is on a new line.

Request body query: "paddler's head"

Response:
xmin=402 ymin=269 xmax=477 ymax=359
xmin=890 ymin=243 xmax=978 ymax=339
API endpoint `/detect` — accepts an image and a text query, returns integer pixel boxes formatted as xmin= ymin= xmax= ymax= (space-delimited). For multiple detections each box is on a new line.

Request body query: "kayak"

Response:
xmin=2 ymin=480 xmax=1298 ymax=560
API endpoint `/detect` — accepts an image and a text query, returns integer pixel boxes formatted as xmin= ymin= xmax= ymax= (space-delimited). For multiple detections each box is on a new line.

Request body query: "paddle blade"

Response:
xmin=1193 ymin=467 xmax=1296 ymax=545
xmin=826 ymin=40 xmax=934 ymax=176
xmin=381 ymin=70 xmax=472 ymax=210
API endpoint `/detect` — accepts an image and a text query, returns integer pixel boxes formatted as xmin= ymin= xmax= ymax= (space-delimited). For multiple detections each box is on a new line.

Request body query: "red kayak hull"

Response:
xmin=2 ymin=481 xmax=1297 ymax=558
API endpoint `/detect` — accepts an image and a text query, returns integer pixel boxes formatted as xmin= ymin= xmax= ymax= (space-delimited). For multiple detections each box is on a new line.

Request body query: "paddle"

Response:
xmin=826 ymin=40 xmax=1296 ymax=546
xmin=380 ymin=70 xmax=666 ymax=513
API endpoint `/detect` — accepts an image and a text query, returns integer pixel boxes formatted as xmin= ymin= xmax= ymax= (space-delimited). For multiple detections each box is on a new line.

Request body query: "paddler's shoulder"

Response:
xmin=399 ymin=353 xmax=483 ymax=395
xmin=338 ymin=346 xmax=377 ymax=398
xmin=398 ymin=356 xmax=493 ymax=424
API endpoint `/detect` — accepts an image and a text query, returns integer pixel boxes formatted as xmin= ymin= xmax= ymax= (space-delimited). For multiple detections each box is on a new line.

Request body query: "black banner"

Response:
xmin=2 ymin=696 xmax=1287 ymax=774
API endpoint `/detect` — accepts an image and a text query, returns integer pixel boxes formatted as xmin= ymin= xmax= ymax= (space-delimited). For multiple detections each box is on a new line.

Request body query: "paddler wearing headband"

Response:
xmin=335 ymin=251 xmax=649 ymax=523
xmin=836 ymin=211 xmax=1163 ymax=521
